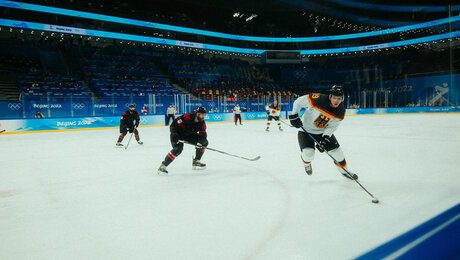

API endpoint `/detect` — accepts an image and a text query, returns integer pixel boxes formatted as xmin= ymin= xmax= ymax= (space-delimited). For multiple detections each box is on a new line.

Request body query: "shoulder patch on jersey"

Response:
xmin=307 ymin=94 xmax=345 ymax=120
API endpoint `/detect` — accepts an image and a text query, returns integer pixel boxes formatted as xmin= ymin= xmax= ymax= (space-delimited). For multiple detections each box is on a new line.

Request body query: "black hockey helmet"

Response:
xmin=330 ymin=85 xmax=344 ymax=97
xmin=128 ymin=104 xmax=135 ymax=108
xmin=196 ymin=106 xmax=207 ymax=114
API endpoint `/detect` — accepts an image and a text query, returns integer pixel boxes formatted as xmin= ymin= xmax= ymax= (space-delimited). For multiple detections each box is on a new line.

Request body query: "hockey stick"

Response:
xmin=180 ymin=141 xmax=261 ymax=161
xmin=300 ymin=126 xmax=379 ymax=204
xmin=124 ymin=125 xmax=137 ymax=150
xmin=279 ymin=120 xmax=294 ymax=128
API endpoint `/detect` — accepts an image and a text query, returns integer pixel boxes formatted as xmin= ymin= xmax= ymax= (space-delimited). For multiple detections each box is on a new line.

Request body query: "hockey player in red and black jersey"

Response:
xmin=116 ymin=104 xmax=143 ymax=146
xmin=289 ymin=85 xmax=357 ymax=180
xmin=158 ymin=107 xmax=208 ymax=174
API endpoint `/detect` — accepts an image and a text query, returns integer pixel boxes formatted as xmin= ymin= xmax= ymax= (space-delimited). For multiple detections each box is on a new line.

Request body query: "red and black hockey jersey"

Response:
xmin=170 ymin=112 xmax=207 ymax=139
xmin=120 ymin=110 xmax=140 ymax=127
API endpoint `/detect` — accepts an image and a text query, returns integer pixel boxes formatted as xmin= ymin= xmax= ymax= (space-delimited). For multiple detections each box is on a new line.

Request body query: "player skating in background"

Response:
xmin=158 ymin=107 xmax=208 ymax=174
xmin=265 ymin=100 xmax=283 ymax=131
xmin=116 ymin=104 xmax=143 ymax=146
xmin=233 ymin=103 xmax=242 ymax=126
xmin=141 ymin=105 xmax=148 ymax=115
xmin=288 ymin=85 xmax=357 ymax=180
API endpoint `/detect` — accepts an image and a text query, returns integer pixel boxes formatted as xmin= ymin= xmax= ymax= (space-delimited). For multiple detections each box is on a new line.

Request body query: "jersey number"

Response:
xmin=314 ymin=114 xmax=330 ymax=128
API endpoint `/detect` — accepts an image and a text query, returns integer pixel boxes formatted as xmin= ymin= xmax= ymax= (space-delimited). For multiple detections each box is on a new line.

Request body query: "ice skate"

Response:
xmin=342 ymin=172 xmax=358 ymax=180
xmin=192 ymin=157 xmax=206 ymax=170
xmin=137 ymin=141 xmax=143 ymax=145
xmin=304 ymin=163 xmax=312 ymax=175
xmin=157 ymin=163 xmax=168 ymax=175
xmin=116 ymin=142 xmax=123 ymax=147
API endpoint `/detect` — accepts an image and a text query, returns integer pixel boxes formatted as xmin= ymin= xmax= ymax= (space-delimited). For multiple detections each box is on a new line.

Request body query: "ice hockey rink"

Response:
xmin=1 ymin=113 xmax=459 ymax=259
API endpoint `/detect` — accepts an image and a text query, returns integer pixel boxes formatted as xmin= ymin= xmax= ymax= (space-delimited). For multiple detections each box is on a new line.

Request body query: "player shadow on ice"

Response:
xmin=308 ymin=179 xmax=342 ymax=186
xmin=157 ymin=159 xmax=253 ymax=178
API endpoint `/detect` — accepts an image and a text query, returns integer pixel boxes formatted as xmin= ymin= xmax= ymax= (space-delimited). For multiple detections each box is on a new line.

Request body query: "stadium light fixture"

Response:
xmin=2 ymin=0 xmax=459 ymax=43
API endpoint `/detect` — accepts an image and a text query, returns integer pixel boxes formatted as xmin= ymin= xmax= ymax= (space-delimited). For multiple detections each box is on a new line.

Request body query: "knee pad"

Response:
xmin=172 ymin=143 xmax=184 ymax=156
xmin=328 ymin=147 xmax=345 ymax=162
xmin=301 ymin=148 xmax=315 ymax=163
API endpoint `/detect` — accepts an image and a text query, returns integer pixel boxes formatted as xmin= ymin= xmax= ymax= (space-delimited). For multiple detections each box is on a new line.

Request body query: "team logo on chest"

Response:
xmin=314 ymin=113 xmax=330 ymax=128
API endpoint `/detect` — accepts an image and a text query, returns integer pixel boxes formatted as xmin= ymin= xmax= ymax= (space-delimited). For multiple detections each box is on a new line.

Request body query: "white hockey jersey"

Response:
xmin=266 ymin=104 xmax=281 ymax=117
xmin=167 ymin=106 xmax=176 ymax=115
xmin=291 ymin=93 xmax=345 ymax=137
xmin=233 ymin=106 xmax=242 ymax=114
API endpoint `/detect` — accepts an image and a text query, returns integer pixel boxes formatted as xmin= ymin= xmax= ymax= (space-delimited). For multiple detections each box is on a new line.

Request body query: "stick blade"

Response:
xmin=249 ymin=156 xmax=261 ymax=161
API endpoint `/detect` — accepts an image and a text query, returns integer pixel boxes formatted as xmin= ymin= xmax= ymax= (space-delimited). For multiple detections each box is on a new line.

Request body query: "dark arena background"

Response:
xmin=0 ymin=0 xmax=459 ymax=259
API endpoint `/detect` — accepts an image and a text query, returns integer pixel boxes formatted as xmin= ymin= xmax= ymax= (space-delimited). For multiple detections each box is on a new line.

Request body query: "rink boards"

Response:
xmin=0 ymin=111 xmax=274 ymax=134
xmin=0 ymin=106 xmax=459 ymax=134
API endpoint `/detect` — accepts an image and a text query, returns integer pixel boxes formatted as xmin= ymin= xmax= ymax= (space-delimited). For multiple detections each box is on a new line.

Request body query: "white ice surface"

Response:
xmin=1 ymin=114 xmax=459 ymax=260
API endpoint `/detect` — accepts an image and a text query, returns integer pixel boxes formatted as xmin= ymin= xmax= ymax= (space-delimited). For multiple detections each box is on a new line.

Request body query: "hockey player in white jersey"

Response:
xmin=288 ymin=85 xmax=357 ymax=180
xmin=265 ymin=100 xmax=283 ymax=131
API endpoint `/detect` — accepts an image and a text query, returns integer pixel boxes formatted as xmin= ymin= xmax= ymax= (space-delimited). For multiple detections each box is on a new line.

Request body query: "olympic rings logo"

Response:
xmin=8 ymin=103 xmax=22 ymax=110
xmin=73 ymin=103 xmax=85 ymax=110
xmin=213 ymin=115 xmax=222 ymax=120
xmin=293 ymin=70 xmax=308 ymax=78
xmin=125 ymin=103 xmax=137 ymax=108
xmin=247 ymin=114 xmax=255 ymax=119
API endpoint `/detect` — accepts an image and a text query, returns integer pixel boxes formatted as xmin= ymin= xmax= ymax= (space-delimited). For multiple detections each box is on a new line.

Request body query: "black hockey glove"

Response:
xmin=316 ymin=136 xmax=331 ymax=153
xmin=128 ymin=125 xmax=135 ymax=133
xmin=288 ymin=114 xmax=302 ymax=128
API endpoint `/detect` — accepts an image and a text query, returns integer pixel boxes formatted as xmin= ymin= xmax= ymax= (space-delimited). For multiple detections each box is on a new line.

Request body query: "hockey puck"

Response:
xmin=372 ymin=199 xmax=379 ymax=204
